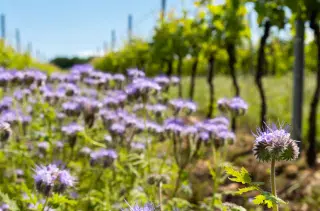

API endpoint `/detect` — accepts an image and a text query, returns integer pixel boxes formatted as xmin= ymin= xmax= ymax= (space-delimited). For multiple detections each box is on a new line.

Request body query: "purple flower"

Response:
xmin=58 ymin=83 xmax=80 ymax=96
xmin=90 ymin=149 xmax=118 ymax=168
xmin=0 ymin=97 xmax=13 ymax=112
xmin=38 ymin=142 xmax=50 ymax=150
xmin=253 ymin=123 xmax=299 ymax=162
xmin=228 ymin=97 xmax=248 ymax=115
xmin=127 ymin=68 xmax=145 ymax=78
xmin=126 ymin=78 xmax=161 ymax=101
xmin=164 ymin=118 xmax=184 ymax=135
xmin=71 ymin=64 xmax=93 ymax=76
xmin=0 ymin=203 xmax=9 ymax=211
xmin=61 ymin=123 xmax=84 ymax=136
xmin=103 ymin=90 xmax=127 ymax=107
xmin=113 ymin=73 xmax=126 ymax=82
xmin=123 ymin=202 xmax=156 ymax=211
xmin=146 ymin=104 xmax=167 ymax=114
xmin=62 ymin=101 xmax=82 ymax=116
xmin=110 ymin=123 xmax=126 ymax=135
xmin=79 ymin=147 xmax=92 ymax=156
xmin=206 ymin=116 xmax=229 ymax=126
xmin=15 ymin=169 xmax=24 ymax=177
xmin=217 ymin=97 xmax=230 ymax=113
xmin=0 ymin=72 xmax=13 ymax=86
xmin=131 ymin=142 xmax=146 ymax=151
xmin=146 ymin=121 xmax=164 ymax=134
xmin=34 ymin=164 xmax=75 ymax=196
xmin=182 ymin=126 xmax=198 ymax=136
xmin=169 ymin=99 xmax=197 ymax=114
xmin=154 ymin=75 xmax=170 ymax=87
xmin=216 ymin=130 xmax=236 ymax=145
xmin=55 ymin=141 xmax=64 ymax=149
xmin=198 ymin=131 xmax=210 ymax=142
xmin=14 ymin=89 xmax=31 ymax=101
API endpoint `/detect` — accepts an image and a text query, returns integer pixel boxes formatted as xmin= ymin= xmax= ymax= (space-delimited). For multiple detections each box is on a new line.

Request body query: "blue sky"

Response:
xmin=1 ymin=0 xmax=200 ymax=60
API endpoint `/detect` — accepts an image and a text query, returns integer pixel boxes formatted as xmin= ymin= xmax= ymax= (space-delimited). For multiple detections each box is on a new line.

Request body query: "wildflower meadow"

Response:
xmin=0 ymin=0 xmax=320 ymax=210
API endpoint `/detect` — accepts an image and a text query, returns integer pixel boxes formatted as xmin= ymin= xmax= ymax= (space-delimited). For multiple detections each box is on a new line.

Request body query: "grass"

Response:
xmin=170 ymin=73 xmax=320 ymax=139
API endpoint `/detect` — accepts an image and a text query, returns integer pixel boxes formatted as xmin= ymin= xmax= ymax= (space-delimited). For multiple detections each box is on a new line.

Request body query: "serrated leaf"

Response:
xmin=0 ymin=191 xmax=19 ymax=211
xmin=252 ymin=194 xmax=266 ymax=205
xmin=237 ymin=186 xmax=259 ymax=195
xmin=225 ymin=166 xmax=251 ymax=184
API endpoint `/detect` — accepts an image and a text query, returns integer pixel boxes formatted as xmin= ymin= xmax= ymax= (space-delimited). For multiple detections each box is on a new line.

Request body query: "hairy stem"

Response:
xmin=271 ymin=159 xmax=278 ymax=211
xmin=159 ymin=182 xmax=163 ymax=211
xmin=172 ymin=168 xmax=183 ymax=198
xmin=42 ymin=196 xmax=49 ymax=211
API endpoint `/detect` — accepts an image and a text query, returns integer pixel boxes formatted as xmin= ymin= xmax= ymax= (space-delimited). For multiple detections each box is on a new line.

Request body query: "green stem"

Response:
xmin=211 ymin=146 xmax=220 ymax=207
xmin=42 ymin=196 xmax=49 ymax=211
xmin=159 ymin=182 xmax=163 ymax=211
xmin=271 ymin=158 xmax=278 ymax=211
xmin=143 ymin=104 xmax=151 ymax=173
xmin=172 ymin=168 xmax=183 ymax=198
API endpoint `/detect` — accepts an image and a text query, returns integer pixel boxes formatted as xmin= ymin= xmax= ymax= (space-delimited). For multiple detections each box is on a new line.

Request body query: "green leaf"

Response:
xmin=0 ymin=191 xmax=19 ymax=211
xmin=236 ymin=186 xmax=259 ymax=195
xmin=252 ymin=194 xmax=266 ymax=205
xmin=225 ymin=166 xmax=251 ymax=184
xmin=253 ymin=192 xmax=287 ymax=209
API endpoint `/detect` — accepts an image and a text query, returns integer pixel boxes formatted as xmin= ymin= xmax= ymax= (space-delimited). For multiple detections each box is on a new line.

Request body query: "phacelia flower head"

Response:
xmin=58 ymin=83 xmax=80 ymax=97
xmin=0 ymin=97 xmax=13 ymax=112
xmin=217 ymin=97 xmax=230 ymax=113
xmin=215 ymin=130 xmax=236 ymax=146
xmin=169 ymin=99 xmax=197 ymax=115
xmin=206 ymin=116 xmax=230 ymax=127
xmin=61 ymin=123 xmax=84 ymax=148
xmin=38 ymin=141 xmax=50 ymax=154
xmin=62 ymin=101 xmax=82 ymax=117
xmin=61 ymin=123 xmax=84 ymax=136
xmin=0 ymin=203 xmax=9 ymax=211
xmin=164 ymin=118 xmax=184 ymax=137
xmin=79 ymin=147 xmax=92 ymax=156
xmin=90 ymin=149 xmax=118 ymax=168
xmin=125 ymin=78 xmax=161 ymax=102
xmin=253 ymin=123 xmax=299 ymax=162
xmin=154 ymin=75 xmax=170 ymax=88
xmin=127 ymin=68 xmax=145 ymax=79
xmin=122 ymin=202 xmax=156 ymax=211
xmin=229 ymin=97 xmax=248 ymax=116
xmin=131 ymin=142 xmax=145 ymax=152
xmin=34 ymin=164 xmax=75 ymax=196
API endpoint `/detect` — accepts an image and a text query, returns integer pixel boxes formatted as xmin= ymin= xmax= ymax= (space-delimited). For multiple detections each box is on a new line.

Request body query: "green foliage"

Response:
xmin=0 ymin=39 xmax=59 ymax=73
xmin=225 ymin=166 xmax=252 ymax=184
xmin=225 ymin=165 xmax=287 ymax=209
xmin=0 ymin=191 xmax=19 ymax=211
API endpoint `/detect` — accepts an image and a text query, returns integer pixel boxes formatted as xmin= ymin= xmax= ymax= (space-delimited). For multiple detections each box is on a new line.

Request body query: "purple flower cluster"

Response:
xmin=127 ymin=68 xmax=145 ymax=79
xmin=126 ymin=77 xmax=161 ymax=102
xmin=90 ymin=149 xmax=118 ymax=168
xmin=34 ymin=164 xmax=75 ymax=196
xmin=123 ymin=202 xmax=156 ymax=211
xmin=169 ymin=99 xmax=197 ymax=115
xmin=217 ymin=97 xmax=248 ymax=116
xmin=61 ymin=123 xmax=84 ymax=148
xmin=0 ymin=203 xmax=9 ymax=211
xmin=103 ymin=90 xmax=127 ymax=108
